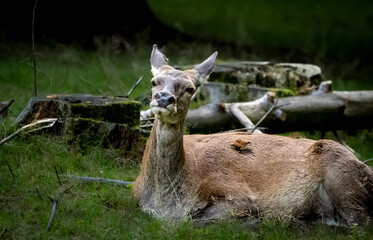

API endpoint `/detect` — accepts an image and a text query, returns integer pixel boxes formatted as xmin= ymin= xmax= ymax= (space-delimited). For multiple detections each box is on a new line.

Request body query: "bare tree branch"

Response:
xmin=46 ymin=196 xmax=58 ymax=231
xmin=62 ymin=175 xmax=133 ymax=186
xmin=0 ymin=118 xmax=57 ymax=145
xmin=126 ymin=75 xmax=144 ymax=97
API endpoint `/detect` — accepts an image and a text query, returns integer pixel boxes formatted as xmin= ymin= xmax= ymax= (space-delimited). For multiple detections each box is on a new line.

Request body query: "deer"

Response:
xmin=132 ymin=44 xmax=373 ymax=226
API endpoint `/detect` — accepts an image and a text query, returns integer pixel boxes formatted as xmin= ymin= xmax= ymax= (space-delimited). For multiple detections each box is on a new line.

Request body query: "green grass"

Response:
xmin=1 ymin=40 xmax=373 ymax=239
xmin=1 ymin=135 xmax=373 ymax=239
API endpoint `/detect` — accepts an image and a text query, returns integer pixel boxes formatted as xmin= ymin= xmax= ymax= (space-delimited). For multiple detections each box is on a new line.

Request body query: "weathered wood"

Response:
xmin=229 ymin=103 xmax=256 ymax=130
xmin=13 ymin=94 xmax=144 ymax=160
xmin=14 ymin=94 xmax=140 ymax=126
xmin=0 ymin=118 xmax=57 ymax=146
xmin=62 ymin=175 xmax=133 ymax=186
xmin=185 ymin=90 xmax=373 ymax=134
xmin=178 ymin=61 xmax=323 ymax=103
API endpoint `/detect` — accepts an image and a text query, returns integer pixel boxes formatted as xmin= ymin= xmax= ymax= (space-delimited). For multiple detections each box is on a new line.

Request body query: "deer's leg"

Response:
xmin=192 ymin=196 xmax=259 ymax=222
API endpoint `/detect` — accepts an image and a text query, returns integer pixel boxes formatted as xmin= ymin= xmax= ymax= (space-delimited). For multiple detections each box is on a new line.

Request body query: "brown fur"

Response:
xmin=132 ymin=46 xmax=373 ymax=225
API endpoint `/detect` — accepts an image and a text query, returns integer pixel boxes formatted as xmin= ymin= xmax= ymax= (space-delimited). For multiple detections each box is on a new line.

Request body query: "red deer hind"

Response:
xmin=132 ymin=44 xmax=373 ymax=226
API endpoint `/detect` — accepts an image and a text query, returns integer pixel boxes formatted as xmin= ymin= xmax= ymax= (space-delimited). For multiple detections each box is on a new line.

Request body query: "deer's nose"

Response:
xmin=154 ymin=91 xmax=176 ymax=108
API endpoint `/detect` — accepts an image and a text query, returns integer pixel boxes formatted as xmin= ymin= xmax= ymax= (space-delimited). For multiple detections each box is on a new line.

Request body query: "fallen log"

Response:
xmin=185 ymin=90 xmax=373 ymax=134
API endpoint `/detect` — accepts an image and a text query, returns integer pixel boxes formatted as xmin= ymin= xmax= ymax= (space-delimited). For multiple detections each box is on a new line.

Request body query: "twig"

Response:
xmin=126 ymin=75 xmax=144 ymax=97
xmin=250 ymin=101 xmax=291 ymax=134
xmin=54 ymin=166 xmax=62 ymax=186
xmin=46 ymin=196 xmax=58 ymax=231
xmin=140 ymin=124 xmax=153 ymax=128
xmin=363 ymin=158 xmax=373 ymax=164
xmin=229 ymin=104 xmax=256 ymax=131
xmin=0 ymin=99 xmax=15 ymax=115
xmin=5 ymin=160 xmax=16 ymax=181
xmin=32 ymin=0 xmax=39 ymax=97
xmin=0 ymin=118 xmax=57 ymax=145
xmin=250 ymin=99 xmax=279 ymax=133
xmin=62 ymin=175 xmax=133 ymax=186
xmin=223 ymin=127 xmax=267 ymax=133
xmin=81 ymin=77 xmax=107 ymax=96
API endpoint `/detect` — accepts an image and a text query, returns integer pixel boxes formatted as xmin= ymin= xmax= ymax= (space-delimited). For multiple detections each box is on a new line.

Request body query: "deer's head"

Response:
xmin=150 ymin=44 xmax=217 ymax=124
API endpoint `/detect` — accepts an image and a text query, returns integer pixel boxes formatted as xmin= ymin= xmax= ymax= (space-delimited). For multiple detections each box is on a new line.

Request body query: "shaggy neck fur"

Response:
xmin=143 ymin=118 xmax=185 ymax=197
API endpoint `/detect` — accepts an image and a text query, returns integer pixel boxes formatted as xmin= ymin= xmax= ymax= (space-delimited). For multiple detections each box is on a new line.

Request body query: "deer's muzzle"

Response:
xmin=154 ymin=91 xmax=176 ymax=108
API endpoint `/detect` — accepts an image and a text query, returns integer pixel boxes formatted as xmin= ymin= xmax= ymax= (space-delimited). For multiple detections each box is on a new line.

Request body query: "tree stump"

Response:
xmin=14 ymin=94 xmax=144 ymax=160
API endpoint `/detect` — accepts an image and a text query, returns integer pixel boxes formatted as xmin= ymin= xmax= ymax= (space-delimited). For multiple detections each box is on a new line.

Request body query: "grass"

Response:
xmin=1 ymin=40 xmax=373 ymax=239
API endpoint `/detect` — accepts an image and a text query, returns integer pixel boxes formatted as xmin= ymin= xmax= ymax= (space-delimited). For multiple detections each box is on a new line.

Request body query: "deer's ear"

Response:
xmin=193 ymin=51 xmax=218 ymax=86
xmin=150 ymin=44 xmax=168 ymax=76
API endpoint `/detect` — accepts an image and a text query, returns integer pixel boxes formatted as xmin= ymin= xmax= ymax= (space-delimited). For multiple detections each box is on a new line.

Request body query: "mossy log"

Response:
xmin=14 ymin=94 xmax=144 ymax=159
xmin=210 ymin=62 xmax=322 ymax=88
xmin=185 ymin=90 xmax=373 ymax=134
xmin=198 ymin=82 xmax=298 ymax=103
xmin=177 ymin=61 xmax=323 ymax=103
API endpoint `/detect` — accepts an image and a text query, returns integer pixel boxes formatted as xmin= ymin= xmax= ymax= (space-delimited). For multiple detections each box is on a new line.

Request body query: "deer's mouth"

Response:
xmin=150 ymin=100 xmax=176 ymax=117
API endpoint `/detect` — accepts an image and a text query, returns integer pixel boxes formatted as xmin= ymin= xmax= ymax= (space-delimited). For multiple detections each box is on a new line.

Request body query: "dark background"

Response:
xmin=0 ymin=0 xmax=178 ymax=45
xmin=1 ymin=0 xmax=373 ymax=75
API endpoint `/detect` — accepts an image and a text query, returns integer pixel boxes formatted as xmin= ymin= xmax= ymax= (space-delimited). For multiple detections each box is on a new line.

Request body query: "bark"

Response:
xmin=12 ymin=94 xmax=144 ymax=161
xmin=185 ymin=90 xmax=373 ymax=134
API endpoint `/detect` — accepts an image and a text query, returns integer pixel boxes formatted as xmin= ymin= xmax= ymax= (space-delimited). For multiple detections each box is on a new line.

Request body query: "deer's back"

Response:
xmin=183 ymin=133 xmax=325 ymax=217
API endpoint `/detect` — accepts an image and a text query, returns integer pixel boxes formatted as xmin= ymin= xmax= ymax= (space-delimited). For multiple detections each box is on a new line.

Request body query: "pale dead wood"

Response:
xmin=62 ymin=175 xmax=133 ymax=186
xmin=0 ymin=118 xmax=57 ymax=145
xmin=364 ymin=158 xmax=373 ymax=164
xmin=140 ymin=109 xmax=154 ymax=120
xmin=46 ymin=196 xmax=58 ymax=231
xmin=186 ymin=90 xmax=373 ymax=134
xmin=250 ymin=99 xmax=279 ymax=134
xmin=126 ymin=75 xmax=144 ymax=97
xmin=228 ymin=103 xmax=258 ymax=132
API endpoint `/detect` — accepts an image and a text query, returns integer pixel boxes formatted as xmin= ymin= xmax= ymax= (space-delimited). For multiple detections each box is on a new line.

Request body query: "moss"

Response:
xmin=269 ymin=88 xmax=297 ymax=98
xmin=65 ymin=118 xmax=144 ymax=160
xmin=67 ymin=118 xmax=115 ymax=152
xmin=69 ymin=100 xmax=141 ymax=127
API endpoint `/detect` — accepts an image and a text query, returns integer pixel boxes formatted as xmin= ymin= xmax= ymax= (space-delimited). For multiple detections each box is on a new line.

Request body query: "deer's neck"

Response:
xmin=144 ymin=118 xmax=185 ymax=190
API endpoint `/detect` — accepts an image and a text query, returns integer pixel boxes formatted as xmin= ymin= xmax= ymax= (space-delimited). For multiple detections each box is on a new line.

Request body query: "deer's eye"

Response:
xmin=186 ymin=87 xmax=195 ymax=94
xmin=151 ymin=81 xmax=156 ymax=87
